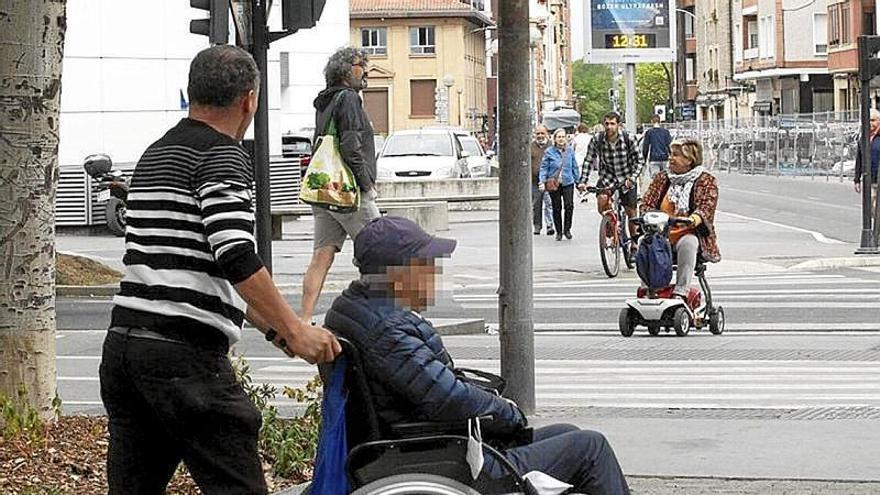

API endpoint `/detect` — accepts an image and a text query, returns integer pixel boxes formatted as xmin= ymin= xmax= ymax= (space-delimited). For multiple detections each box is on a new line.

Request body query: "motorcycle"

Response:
xmin=83 ymin=154 xmax=129 ymax=237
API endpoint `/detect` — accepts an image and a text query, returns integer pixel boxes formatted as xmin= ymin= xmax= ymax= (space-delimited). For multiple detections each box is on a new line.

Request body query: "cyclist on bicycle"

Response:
xmin=577 ymin=111 xmax=644 ymax=250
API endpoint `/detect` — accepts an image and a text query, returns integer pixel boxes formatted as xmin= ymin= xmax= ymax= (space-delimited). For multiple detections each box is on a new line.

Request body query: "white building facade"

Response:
xmin=59 ymin=0 xmax=350 ymax=168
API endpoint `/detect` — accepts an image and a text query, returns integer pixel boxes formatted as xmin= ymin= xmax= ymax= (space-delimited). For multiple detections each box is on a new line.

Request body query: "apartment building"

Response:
xmin=350 ymin=0 xmax=491 ymax=135
xmin=695 ymin=0 xmax=748 ymax=120
xmin=537 ymin=0 xmax=575 ymax=111
xmin=676 ymin=0 xmax=699 ymax=120
xmin=732 ymin=0 xmax=833 ymax=116
xmin=826 ymin=0 xmax=876 ymax=113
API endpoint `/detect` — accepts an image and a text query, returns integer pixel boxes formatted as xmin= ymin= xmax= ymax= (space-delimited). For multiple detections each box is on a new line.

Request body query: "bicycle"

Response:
xmin=581 ymin=184 xmax=636 ymax=278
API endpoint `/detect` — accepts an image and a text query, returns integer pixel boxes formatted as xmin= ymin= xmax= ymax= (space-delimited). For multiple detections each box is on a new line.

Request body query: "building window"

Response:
xmin=734 ymin=22 xmax=742 ymax=61
xmin=813 ymin=13 xmax=827 ymax=54
xmin=410 ymin=79 xmax=436 ymax=117
xmin=683 ymin=9 xmax=695 ymax=38
xmin=759 ymin=16 xmax=774 ymax=58
xmin=841 ymin=3 xmax=851 ymax=44
xmin=829 ymin=5 xmax=840 ymax=46
xmin=361 ymin=28 xmax=387 ymax=56
xmin=410 ymin=26 xmax=436 ymax=55
xmin=865 ymin=12 xmax=876 ymax=36
xmin=747 ymin=19 xmax=758 ymax=49
xmin=685 ymin=56 xmax=695 ymax=82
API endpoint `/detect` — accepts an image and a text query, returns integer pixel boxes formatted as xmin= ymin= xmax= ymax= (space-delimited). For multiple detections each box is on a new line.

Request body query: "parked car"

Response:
xmin=452 ymin=131 xmax=490 ymax=177
xmin=281 ymin=132 xmax=312 ymax=179
xmin=376 ymin=129 xmax=471 ymax=180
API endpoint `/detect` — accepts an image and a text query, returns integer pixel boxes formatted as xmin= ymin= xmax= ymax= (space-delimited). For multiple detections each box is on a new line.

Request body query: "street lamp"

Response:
xmin=442 ymin=74 xmax=455 ymax=125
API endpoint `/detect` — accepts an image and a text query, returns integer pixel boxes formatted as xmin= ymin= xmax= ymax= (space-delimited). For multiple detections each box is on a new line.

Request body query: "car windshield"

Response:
xmin=382 ymin=133 xmax=453 ymax=157
xmin=458 ymin=136 xmax=482 ymax=156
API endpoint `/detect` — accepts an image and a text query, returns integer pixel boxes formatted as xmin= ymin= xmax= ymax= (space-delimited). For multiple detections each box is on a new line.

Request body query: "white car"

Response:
xmin=453 ymin=131 xmax=490 ymax=178
xmin=376 ymin=129 xmax=471 ymax=180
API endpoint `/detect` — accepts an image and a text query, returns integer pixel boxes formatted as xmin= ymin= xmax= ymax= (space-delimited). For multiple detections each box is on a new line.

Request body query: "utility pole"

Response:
xmin=497 ymin=0 xmax=535 ymax=413
xmin=624 ymin=63 xmax=637 ymax=133
xmin=857 ymin=35 xmax=880 ymax=254
xmin=251 ymin=0 xmax=273 ymax=271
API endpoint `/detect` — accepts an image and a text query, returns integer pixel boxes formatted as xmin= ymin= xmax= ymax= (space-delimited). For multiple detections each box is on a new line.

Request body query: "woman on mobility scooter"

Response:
xmin=623 ymin=138 xmax=723 ymax=336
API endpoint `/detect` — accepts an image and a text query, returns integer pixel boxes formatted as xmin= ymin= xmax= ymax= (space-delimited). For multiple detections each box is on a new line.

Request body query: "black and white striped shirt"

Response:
xmin=111 ymin=118 xmax=263 ymax=349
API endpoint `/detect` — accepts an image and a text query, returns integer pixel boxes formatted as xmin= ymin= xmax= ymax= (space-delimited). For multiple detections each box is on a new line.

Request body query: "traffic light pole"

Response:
xmin=251 ymin=0 xmax=274 ymax=271
xmin=857 ymin=36 xmax=880 ymax=254
xmin=497 ymin=0 xmax=535 ymax=414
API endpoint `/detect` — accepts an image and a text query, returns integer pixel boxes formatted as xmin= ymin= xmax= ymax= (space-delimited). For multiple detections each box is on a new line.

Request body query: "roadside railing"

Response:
xmin=667 ymin=112 xmax=860 ymax=181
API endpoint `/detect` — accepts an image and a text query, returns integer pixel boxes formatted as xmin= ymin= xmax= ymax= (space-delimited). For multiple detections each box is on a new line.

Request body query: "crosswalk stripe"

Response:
xmin=463 ymin=302 xmax=871 ymax=309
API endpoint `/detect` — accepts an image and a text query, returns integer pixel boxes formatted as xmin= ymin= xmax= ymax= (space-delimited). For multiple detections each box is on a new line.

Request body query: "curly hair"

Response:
xmin=187 ymin=45 xmax=259 ymax=107
xmin=324 ymin=46 xmax=369 ymax=86
xmin=671 ymin=139 xmax=703 ymax=167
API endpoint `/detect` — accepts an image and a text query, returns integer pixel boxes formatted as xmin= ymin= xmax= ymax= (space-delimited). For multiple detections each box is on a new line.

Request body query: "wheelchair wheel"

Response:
xmin=352 ymin=474 xmax=483 ymax=495
xmin=618 ymin=308 xmax=636 ymax=337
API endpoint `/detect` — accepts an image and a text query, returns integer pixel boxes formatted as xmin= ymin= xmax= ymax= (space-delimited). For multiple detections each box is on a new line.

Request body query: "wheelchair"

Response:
xmin=317 ymin=337 xmax=538 ymax=495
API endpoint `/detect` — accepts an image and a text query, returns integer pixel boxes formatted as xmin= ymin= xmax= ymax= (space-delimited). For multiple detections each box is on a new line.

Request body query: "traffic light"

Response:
xmin=282 ymin=0 xmax=327 ymax=31
xmin=190 ymin=0 xmax=229 ymax=45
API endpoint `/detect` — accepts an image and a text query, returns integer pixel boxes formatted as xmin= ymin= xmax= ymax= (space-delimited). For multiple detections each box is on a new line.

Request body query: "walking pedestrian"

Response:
xmin=573 ymin=122 xmax=594 ymax=173
xmin=100 ymin=45 xmax=341 ymax=495
xmin=531 ymin=124 xmax=554 ymax=235
xmin=540 ymin=128 xmax=581 ymax=241
xmin=642 ymin=114 xmax=673 ymax=178
xmin=301 ymin=47 xmax=381 ymax=323
xmin=854 ymin=108 xmax=880 ymax=214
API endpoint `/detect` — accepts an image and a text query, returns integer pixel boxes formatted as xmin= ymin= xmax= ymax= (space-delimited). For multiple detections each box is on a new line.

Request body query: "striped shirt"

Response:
xmin=579 ymin=131 xmax=643 ymax=189
xmin=111 ymin=118 xmax=263 ymax=350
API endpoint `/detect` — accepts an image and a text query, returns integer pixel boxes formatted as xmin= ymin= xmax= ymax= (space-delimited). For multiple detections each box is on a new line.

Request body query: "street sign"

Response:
xmin=654 ymin=104 xmax=666 ymax=121
xmin=583 ymin=0 xmax=677 ymax=64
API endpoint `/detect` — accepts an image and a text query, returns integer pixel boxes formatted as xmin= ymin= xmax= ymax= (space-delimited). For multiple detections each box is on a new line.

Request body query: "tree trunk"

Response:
xmin=0 ymin=0 xmax=66 ymax=419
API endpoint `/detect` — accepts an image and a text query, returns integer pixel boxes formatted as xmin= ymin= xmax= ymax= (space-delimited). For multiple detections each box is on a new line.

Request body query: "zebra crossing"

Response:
xmin=451 ymin=272 xmax=880 ymax=311
xmin=250 ymin=355 xmax=880 ymax=411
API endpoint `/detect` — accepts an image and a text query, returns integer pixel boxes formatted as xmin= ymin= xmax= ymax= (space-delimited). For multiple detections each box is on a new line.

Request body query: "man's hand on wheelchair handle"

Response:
xmin=285 ymin=323 xmax=342 ymax=364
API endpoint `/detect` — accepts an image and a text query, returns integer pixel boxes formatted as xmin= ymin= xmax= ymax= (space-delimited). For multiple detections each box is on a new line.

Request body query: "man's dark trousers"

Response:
xmin=486 ymin=424 xmax=630 ymax=494
xmin=532 ymin=182 xmax=545 ymax=232
xmin=99 ymin=331 xmax=267 ymax=494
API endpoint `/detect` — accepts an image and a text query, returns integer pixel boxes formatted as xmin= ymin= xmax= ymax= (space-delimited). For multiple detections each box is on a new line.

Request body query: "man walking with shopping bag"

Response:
xmin=302 ymin=47 xmax=381 ymax=323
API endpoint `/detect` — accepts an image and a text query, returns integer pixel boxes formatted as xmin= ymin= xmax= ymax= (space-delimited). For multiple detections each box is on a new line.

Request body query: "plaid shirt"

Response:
xmin=579 ymin=131 xmax=643 ymax=188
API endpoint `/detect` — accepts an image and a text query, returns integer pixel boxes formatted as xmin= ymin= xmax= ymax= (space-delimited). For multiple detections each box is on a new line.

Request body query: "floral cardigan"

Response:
xmin=640 ymin=171 xmax=721 ymax=263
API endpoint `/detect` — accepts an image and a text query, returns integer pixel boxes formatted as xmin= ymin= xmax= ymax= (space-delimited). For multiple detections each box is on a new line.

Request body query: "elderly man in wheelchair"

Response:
xmin=320 ymin=216 xmax=630 ymax=494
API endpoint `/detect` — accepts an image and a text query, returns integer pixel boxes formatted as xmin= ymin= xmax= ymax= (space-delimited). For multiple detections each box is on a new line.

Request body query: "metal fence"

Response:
xmin=667 ymin=112 xmax=861 ymax=181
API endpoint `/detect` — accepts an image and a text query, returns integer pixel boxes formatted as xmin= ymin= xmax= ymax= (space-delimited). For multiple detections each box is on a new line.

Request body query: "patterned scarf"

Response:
xmin=666 ymin=166 xmax=705 ymax=215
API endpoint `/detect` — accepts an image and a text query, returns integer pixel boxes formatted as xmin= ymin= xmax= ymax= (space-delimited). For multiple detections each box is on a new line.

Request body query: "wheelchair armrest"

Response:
xmin=388 ymin=415 xmax=494 ymax=439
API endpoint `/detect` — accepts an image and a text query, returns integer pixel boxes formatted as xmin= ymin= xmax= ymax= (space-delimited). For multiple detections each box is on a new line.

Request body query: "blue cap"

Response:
xmin=354 ymin=217 xmax=457 ymax=272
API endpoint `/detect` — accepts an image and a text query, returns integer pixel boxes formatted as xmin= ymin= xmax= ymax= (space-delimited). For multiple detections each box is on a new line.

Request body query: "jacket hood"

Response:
xmin=314 ymin=86 xmax=349 ymax=111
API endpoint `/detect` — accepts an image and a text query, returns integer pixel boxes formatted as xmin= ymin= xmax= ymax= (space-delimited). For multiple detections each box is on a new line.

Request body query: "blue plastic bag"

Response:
xmin=310 ymin=355 xmax=349 ymax=495
xmin=636 ymin=232 xmax=673 ymax=290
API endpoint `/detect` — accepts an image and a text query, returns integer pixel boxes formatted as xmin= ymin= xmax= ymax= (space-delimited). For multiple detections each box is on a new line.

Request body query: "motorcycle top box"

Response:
xmin=83 ymin=153 xmax=113 ymax=177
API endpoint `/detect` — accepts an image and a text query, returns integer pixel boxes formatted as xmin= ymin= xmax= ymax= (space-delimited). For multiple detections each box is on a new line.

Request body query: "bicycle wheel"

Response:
xmin=352 ymin=474 xmax=482 ymax=495
xmin=620 ymin=215 xmax=635 ymax=270
xmin=599 ymin=214 xmax=620 ymax=278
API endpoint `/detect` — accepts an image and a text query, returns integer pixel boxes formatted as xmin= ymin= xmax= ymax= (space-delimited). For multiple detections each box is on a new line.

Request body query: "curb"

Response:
xmin=272 ymin=482 xmax=309 ymax=495
xmin=788 ymin=256 xmax=880 ymax=271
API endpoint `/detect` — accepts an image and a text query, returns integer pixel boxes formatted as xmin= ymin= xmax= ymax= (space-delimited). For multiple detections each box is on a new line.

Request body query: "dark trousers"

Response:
xmin=549 ymin=184 xmax=575 ymax=235
xmin=488 ymin=424 xmax=630 ymax=495
xmin=99 ymin=331 xmax=267 ymax=495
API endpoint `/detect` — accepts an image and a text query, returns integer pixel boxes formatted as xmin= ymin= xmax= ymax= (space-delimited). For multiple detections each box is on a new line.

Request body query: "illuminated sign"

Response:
xmin=583 ymin=0 xmax=676 ymax=63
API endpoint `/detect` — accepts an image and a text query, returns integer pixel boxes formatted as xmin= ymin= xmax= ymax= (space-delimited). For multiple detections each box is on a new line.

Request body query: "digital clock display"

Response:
xmin=604 ymin=34 xmax=657 ymax=49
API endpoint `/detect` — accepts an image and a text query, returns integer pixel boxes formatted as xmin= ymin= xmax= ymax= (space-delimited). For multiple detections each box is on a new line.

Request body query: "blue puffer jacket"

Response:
xmin=324 ymin=281 xmax=526 ymax=433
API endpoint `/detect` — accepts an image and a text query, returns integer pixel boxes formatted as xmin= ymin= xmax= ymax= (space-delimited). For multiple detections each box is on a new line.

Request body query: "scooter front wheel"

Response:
xmin=709 ymin=306 xmax=725 ymax=335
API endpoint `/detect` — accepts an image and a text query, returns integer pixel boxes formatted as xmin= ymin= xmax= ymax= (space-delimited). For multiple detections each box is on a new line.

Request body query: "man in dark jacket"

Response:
xmin=531 ymin=125 xmax=554 ymax=235
xmin=641 ymin=114 xmax=672 ymax=178
xmin=854 ymin=108 xmax=880 ymax=216
xmin=302 ymin=47 xmax=381 ymax=323
xmin=324 ymin=217 xmax=630 ymax=495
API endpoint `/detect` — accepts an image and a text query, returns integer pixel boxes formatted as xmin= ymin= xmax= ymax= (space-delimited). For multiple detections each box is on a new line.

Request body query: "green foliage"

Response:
xmin=633 ymin=63 xmax=672 ymax=123
xmin=306 ymin=172 xmax=331 ymax=190
xmin=0 ymin=384 xmax=47 ymax=444
xmin=233 ymin=354 xmax=323 ymax=481
xmin=572 ymin=62 xmax=673 ymax=125
xmin=572 ymin=62 xmax=613 ymax=127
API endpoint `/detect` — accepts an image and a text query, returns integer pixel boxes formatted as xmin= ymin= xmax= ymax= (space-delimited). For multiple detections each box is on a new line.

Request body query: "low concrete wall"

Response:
xmin=382 ymin=201 xmax=449 ymax=233
xmin=375 ymin=178 xmax=498 ymax=200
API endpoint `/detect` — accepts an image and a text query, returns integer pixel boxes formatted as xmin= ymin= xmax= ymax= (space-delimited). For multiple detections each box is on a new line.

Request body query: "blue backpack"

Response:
xmin=636 ymin=233 xmax=673 ymax=290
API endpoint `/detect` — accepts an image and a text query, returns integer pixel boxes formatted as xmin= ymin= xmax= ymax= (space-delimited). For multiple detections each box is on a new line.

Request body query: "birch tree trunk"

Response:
xmin=0 ymin=0 xmax=66 ymax=418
